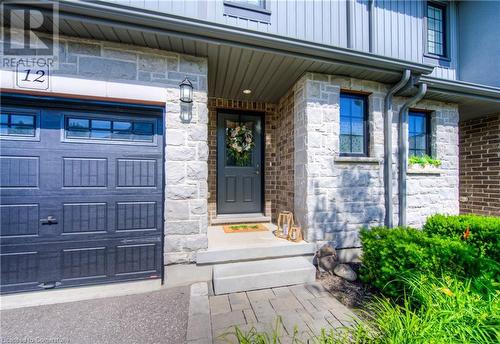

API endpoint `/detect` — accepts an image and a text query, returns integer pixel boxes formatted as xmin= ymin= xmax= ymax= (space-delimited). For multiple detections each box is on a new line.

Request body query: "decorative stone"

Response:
xmin=78 ymin=57 xmax=136 ymax=80
xmin=67 ymin=41 xmax=101 ymax=56
xmin=168 ymin=146 xmax=196 ymax=161
xmin=138 ymin=54 xmax=167 ymax=72
xmin=167 ymin=185 xmax=197 ymax=200
xmin=180 ymin=55 xmax=208 ymax=74
xmin=333 ymin=264 xmax=357 ymax=282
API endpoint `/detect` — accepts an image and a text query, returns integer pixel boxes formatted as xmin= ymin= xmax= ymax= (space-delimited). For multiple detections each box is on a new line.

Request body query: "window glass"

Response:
xmin=113 ymin=121 xmax=132 ymax=131
xmin=11 ymin=115 xmax=34 ymax=126
xmin=408 ymin=112 xmax=430 ymax=157
xmin=68 ymin=118 xmax=89 ymax=130
xmin=0 ymin=114 xmax=36 ymax=137
xmin=427 ymin=3 xmax=445 ymax=56
xmin=91 ymin=120 xmax=111 ymax=130
xmin=134 ymin=122 xmax=153 ymax=135
xmin=66 ymin=117 xmax=154 ymax=142
xmin=339 ymin=93 xmax=368 ymax=156
xmin=228 ymin=0 xmax=264 ymax=8
xmin=0 ymin=114 xmax=8 ymax=125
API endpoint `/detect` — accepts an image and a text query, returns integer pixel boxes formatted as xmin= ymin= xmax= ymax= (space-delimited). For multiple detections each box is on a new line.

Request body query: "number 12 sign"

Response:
xmin=16 ymin=65 xmax=50 ymax=90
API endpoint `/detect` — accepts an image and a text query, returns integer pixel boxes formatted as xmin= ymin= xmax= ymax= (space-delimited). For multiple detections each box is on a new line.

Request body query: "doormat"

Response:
xmin=223 ymin=223 xmax=268 ymax=233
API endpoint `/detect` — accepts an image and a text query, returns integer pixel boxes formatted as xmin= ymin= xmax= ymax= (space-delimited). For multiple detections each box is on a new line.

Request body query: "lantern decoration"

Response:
xmin=276 ymin=211 xmax=294 ymax=239
xmin=179 ymin=77 xmax=193 ymax=103
xmin=288 ymin=226 xmax=303 ymax=242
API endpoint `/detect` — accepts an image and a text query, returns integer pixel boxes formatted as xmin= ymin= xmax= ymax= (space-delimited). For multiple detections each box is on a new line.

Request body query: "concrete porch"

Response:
xmin=197 ymin=223 xmax=316 ymax=295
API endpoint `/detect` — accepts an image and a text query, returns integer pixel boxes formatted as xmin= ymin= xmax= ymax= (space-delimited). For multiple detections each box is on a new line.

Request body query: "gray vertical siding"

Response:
xmin=458 ymin=1 xmax=500 ymax=87
xmin=101 ymin=0 xmax=462 ymax=81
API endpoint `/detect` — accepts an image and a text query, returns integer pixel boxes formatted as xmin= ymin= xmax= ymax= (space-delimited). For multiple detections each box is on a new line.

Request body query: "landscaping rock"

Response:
xmin=318 ymin=255 xmax=338 ymax=274
xmin=333 ymin=264 xmax=357 ymax=282
xmin=316 ymin=243 xmax=339 ymax=274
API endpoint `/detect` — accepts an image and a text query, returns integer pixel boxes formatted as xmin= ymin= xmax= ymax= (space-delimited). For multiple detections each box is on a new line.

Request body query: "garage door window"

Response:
xmin=66 ymin=116 xmax=154 ymax=142
xmin=0 ymin=113 xmax=36 ymax=137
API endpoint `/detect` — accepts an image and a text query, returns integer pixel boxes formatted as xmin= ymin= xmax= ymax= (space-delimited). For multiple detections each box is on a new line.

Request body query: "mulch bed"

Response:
xmin=317 ymin=263 xmax=374 ymax=309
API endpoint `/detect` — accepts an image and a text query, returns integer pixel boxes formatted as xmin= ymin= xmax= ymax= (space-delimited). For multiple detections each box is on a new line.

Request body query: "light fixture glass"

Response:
xmin=243 ymin=89 xmax=252 ymax=94
xmin=179 ymin=77 xmax=193 ymax=103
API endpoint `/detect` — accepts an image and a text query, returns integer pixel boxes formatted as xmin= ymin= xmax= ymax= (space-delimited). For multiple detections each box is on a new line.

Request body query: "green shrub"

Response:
xmin=318 ymin=275 xmax=500 ymax=344
xmin=359 ymin=226 xmax=491 ymax=298
xmin=424 ymin=214 xmax=500 ymax=261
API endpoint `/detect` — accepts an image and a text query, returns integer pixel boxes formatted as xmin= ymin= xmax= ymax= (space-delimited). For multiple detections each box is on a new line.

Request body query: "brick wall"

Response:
xmin=275 ymin=89 xmax=295 ymax=218
xmin=459 ymin=114 xmax=500 ymax=215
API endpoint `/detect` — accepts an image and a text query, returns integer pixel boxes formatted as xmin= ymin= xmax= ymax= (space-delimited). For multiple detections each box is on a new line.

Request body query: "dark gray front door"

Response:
xmin=0 ymin=99 xmax=164 ymax=294
xmin=217 ymin=112 xmax=263 ymax=214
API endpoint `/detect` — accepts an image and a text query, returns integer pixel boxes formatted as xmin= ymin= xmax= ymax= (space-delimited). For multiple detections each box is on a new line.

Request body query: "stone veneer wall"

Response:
xmin=459 ymin=114 xmax=500 ymax=216
xmin=207 ymin=99 xmax=278 ymax=222
xmin=4 ymin=33 xmax=210 ymax=264
xmin=293 ymin=72 xmax=459 ymax=247
xmin=405 ymin=100 xmax=460 ymax=228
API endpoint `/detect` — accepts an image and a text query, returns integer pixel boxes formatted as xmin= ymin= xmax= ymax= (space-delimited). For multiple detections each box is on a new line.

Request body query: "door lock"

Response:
xmin=40 ymin=216 xmax=58 ymax=225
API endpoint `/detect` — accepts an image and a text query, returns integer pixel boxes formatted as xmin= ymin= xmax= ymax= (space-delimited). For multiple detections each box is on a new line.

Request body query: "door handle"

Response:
xmin=255 ymin=170 xmax=259 ymax=175
xmin=40 ymin=216 xmax=58 ymax=225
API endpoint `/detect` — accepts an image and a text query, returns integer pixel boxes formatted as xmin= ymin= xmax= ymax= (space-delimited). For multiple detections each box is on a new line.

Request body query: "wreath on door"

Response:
xmin=226 ymin=125 xmax=255 ymax=166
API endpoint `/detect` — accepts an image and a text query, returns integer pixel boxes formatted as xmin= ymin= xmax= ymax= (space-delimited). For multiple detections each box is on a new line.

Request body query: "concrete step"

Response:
xmin=210 ymin=214 xmax=271 ymax=225
xmin=197 ymin=242 xmax=315 ymax=264
xmin=213 ymin=256 xmax=316 ymax=295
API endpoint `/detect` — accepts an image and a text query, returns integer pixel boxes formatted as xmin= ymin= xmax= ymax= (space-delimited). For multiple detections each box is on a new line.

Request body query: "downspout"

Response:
xmin=384 ymin=69 xmax=411 ymax=228
xmin=368 ymin=0 xmax=375 ymax=53
xmin=398 ymin=81 xmax=427 ymax=227
xmin=347 ymin=0 xmax=354 ymax=49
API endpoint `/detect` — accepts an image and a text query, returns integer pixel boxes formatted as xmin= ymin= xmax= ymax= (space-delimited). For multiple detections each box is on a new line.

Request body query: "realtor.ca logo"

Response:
xmin=1 ymin=0 xmax=59 ymax=89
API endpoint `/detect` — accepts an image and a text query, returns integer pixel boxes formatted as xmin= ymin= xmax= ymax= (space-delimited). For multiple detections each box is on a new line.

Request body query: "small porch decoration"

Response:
xmin=226 ymin=125 xmax=255 ymax=166
xmin=276 ymin=211 xmax=294 ymax=239
xmin=288 ymin=225 xmax=303 ymax=242
xmin=223 ymin=223 xmax=267 ymax=233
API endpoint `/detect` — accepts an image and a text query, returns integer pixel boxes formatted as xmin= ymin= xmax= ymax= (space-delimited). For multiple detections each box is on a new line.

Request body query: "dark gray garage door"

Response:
xmin=0 ymin=97 xmax=164 ymax=294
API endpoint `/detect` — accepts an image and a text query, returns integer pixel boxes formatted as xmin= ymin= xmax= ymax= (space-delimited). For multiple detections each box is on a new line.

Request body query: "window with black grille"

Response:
xmin=427 ymin=2 xmax=446 ymax=57
xmin=408 ymin=111 xmax=431 ymax=157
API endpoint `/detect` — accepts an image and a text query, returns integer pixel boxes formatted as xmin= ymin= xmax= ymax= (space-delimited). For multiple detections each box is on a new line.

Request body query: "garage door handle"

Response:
xmin=40 ymin=216 xmax=58 ymax=225
xmin=39 ymin=281 xmax=61 ymax=289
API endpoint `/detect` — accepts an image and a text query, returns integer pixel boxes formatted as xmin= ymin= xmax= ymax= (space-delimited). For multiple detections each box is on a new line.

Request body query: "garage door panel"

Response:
xmin=63 ymin=157 xmax=108 ymax=188
xmin=61 ymin=246 xmax=108 ymax=281
xmin=1 ymin=204 xmax=40 ymax=237
xmin=0 ymin=103 xmax=164 ymax=294
xmin=63 ymin=202 xmax=108 ymax=233
xmin=0 ymin=251 xmax=40 ymax=289
xmin=116 ymin=158 xmax=157 ymax=187
xmin=0 ymin=156 xmax=40 ymax=188
xmin=1 ymin=235 xmax=162 ymax=293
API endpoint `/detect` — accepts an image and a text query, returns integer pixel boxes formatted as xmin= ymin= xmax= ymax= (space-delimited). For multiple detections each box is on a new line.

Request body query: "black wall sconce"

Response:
xmin=179 ymin=77 xmax=193 ymax=103
xmin=179 ymin=77 xmax=193 ymax=123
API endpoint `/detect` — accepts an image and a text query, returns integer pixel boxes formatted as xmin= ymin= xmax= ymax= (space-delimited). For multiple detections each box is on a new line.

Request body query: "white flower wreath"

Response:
xmin=226 ymin=125 xmax=255 ymax=166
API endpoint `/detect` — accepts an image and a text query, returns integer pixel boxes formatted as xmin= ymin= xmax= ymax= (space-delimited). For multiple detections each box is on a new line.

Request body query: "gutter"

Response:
xmin=384 ymin=70 xmax=411 ymax=228
xmin=398 ymin=81 xmax=428 ymax=227
xmin=421 ymin=76 xmax=500 ymax=102
xmin=48 ymin=0 xmax=434 ymax=75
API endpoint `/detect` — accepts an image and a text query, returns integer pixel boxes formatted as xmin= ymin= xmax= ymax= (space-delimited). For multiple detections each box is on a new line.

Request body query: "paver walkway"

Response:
xmin=209 ymin=282 xmax=359 ymax=343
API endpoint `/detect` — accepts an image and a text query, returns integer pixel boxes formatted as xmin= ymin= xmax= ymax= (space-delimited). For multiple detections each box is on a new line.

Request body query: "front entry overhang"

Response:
xmin=16 ymin=0 xmax=500 ymax=119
